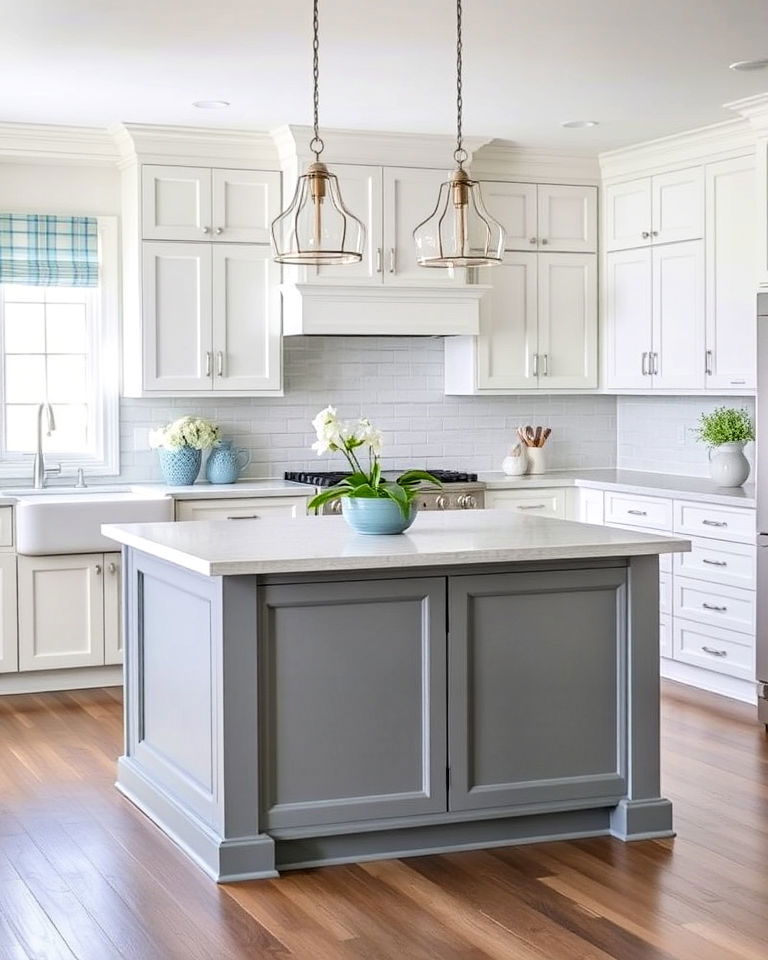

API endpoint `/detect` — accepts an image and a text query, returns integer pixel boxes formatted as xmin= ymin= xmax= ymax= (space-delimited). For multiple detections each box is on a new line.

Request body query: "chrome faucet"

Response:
xmin=33 ymin=403 xmax=61 ymax=489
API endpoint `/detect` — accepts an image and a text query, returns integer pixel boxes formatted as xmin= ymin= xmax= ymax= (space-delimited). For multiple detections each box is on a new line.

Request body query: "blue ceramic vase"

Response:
xmin=342 ymin=497 xmax=417 ymax=535
xmin=158 ymin=446 xmax=202 ymax=486
xmin=205 ymin=442 xmax=252 ymax=484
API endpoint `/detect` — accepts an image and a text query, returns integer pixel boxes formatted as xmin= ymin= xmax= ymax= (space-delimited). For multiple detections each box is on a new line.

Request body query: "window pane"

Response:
xmin=46 ymin=304 xmax=87 ymax=352
xmin=47 ymin=355 xmax=87 ymax=402
xmin=3 ymin=285 xmax=42 ymax=303
xmin=5 ymin=405 xmax=38 ymax=453
xmin=47 ymin=404 xmax=88 ymax=453
xmin=44 ymin=286 xmax=90 ymax=304
xmin=4 ymin=303 xmax=45 ymax=352
xmin=5 ymin=355 xmax=46 ymax=403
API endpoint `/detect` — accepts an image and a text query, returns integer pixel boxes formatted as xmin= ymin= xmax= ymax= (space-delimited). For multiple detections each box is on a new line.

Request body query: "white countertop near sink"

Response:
xmin=103 ymin=510 xmax=689 ymax=577
xmin=479 ymin=469 xmax=756 ymax=508
xmin=135 ymin=479 xmax=311 ymax=499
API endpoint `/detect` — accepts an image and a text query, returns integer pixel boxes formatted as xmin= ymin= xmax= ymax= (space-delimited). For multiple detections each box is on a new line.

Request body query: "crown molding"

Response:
xmin=599 ymin=118 xmax=755 ymax=183
xmin=725 ymin=93 xmax=768 ymax=137
xmin=472 ymin=141 xmax=600 ymax=183
xmin=0 ymin=122 xmax=116 ymax=165
xmin=109 ymin=123 xmax=279 ymax=169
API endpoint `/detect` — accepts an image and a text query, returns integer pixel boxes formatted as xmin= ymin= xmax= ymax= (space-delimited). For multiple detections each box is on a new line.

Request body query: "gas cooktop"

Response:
xmin=284 ymin=469 xmax=479 ymax=488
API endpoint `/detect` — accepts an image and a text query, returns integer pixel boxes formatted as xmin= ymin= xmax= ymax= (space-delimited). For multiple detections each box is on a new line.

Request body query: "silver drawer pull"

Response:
xmin=702 ymin=602 xmax=727 ymax=612
xmin=702 ymin=519 xmax=727 ymax=528
xmin=627 ymin=509 xmax=647 ymax=516
xmin=701 ymin=646 xmax=727 ymax=657
xmin=227 ymin=514 xmax=260 ymax=520
xmin=702 ymin=558 xmax=727 ymax=567
xmin=517 ymin=504 xmax=547 ymax=510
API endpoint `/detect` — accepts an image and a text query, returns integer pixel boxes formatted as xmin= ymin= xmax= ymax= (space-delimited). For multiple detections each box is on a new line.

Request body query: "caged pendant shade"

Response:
xmin=271 ymin=0 xmax=364 ymax=266
xmin=413 ymin=0 xmax=505 ymax=268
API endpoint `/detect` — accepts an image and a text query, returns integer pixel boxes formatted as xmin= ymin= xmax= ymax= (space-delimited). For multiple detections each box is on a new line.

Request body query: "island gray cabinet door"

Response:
xmin=448 ymin=567 xmax=627 ymax=812
xmin=259 ymin=577 xmax=447 ymax=829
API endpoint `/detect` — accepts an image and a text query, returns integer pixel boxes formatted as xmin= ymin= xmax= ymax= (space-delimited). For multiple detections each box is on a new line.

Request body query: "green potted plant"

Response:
xmin=149 ymin=416 xmax=220 ymax=486
xmin=307 ymin=406 xmax=441 ymax=534
xmin=696 ymin=407 xmax=754 ymax=488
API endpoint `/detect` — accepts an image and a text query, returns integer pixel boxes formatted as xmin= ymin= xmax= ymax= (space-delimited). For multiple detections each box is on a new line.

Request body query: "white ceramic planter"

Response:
xmin=708 ymin=441 xmax=751 ymax=488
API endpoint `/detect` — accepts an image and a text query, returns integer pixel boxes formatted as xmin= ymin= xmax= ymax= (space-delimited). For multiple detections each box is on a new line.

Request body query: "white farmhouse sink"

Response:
xmin=14 ymin=492 xmax=174 ymax=555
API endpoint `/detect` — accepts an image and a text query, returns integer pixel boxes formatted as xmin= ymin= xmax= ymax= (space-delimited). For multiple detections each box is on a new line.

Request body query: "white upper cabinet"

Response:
xmin=211 ymin=245 xmax=281 ymax=392
xmin=537 ymin=185 xmax=598 ymax=253
xmin=705 ymin=156 xmax=756 ymax=391
xmin=142 ymin=164 xmax=279 ymax=243
xmin=604 ymin=168 xmax=703 ymax=251
xmin=652 ymin=240 xmax=705 ymax=391
xmin=384 ymin=166 xmax=455 ymax=283
xmin=482 ymin=182 xmax=597 ymax=253
xmin=313 ymin=165 xmax=383 ymax=284
xmin=142 ymin=242 xmax=213 ymax=392
xmin=605 ymin=248 xmax=653 ymax=389
xmin=537 ymin=254 xmax=598 ymax=388
xmin=211 ymin=168 xmax=280 ymax=243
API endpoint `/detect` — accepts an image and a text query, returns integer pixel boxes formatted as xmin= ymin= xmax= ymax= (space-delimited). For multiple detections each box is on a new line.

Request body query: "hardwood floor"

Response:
xmin=0 ymin=681 xmax=766 ymax=960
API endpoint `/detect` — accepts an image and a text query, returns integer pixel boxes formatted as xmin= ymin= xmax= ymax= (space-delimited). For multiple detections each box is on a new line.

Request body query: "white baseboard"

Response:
xmin=661 ymin=657 xmax=756 ymax=704
xmin=0 ymin=665 xmax=123 ymax=695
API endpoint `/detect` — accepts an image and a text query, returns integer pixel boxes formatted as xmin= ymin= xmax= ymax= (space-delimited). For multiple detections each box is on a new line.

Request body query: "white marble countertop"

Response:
xmin=103 ymin=510 xmax=690 ymax=577
xmin=479 ymin=469 xmax=756 ymax=508
xmin=135 ymin=479 xmax=311 ymax=500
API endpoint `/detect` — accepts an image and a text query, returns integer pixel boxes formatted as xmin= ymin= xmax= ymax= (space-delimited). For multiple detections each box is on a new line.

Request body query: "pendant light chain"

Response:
xmin=454 ymin=0 xmax=468 ymax=167
xmin=310 ymin=0 xmax=324 ymax=159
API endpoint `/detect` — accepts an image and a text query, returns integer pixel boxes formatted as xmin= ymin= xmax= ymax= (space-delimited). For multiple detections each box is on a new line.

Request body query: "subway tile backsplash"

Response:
xmin=119 ymin=337 xmax=617 ymax=482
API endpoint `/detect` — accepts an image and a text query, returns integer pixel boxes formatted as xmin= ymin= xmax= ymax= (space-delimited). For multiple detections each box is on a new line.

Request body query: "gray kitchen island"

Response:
xmin=103 ymin=510 xmax=689 ymax=882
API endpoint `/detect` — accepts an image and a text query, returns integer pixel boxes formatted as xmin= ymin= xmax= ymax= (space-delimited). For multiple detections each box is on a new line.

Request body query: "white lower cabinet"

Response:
xmin=17 ymin=553 xmax=121 ymax=672
xmin=0 ymin=554 xmax=18 ymax=674
xmin=485 ymin=488 xmax=566 ymax=518
xmin=104 ymin=553 xmax=122 ymax=666
xmin=174 ymin=495 xmax=309 ymax=522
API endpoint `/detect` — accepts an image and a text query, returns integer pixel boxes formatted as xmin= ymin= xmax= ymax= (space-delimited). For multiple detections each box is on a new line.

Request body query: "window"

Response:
xmin=0 ymin=217 xmax=118 ymax=477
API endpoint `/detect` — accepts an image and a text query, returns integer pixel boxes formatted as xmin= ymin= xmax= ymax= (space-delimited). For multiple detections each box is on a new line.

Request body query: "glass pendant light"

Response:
xmin=413 ymin=0 xmax=505 ymax=267
xmin=271 ymin=0 xmax=364 ymax=265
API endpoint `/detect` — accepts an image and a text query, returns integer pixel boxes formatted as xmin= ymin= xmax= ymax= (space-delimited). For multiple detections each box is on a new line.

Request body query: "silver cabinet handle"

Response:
xmin=94 ymin=564 xmax=102 ymax=575
xmin=216 ymin=351 xmax=224 ymax=377
xmin=702 ymin=519 xmax=727 ymax=528
xmin=389 ymin=247 xmax=396 ymax=274
xmin=705 ymin=349 xmax=713 ymax=376
xmin=652 ymin=230 xmax=659 ymax=237
xmin=376 ymin=247 xmax=382 ymax=273
xmin=702 ymin=602 xmax=727 ymax=612
xmin=702 ymin=646 xmax=727 ymax=657
xmin=541 ymin=238 xmax=549 ymax=245
xmin=107 ymin=561 xmax=117 ymax=574
xmin=202 ymin=226 xmax=210 ymax=234
xmin=702 ymin=558 xmax=727 ymax=567
xmin=529 ymin=237 xmax=537 ymax=245
xmin=649 ymin=352 xmax=659 ymax=375
xmin=215 ymin=227 xmax=223 ymax=235
xmin=627 ymin=509 xmax=647 ymax=516
xmin=641 ymin=352 xmax=649 ymax=376
xmin=541 ymin=353 xmax=549 ymax=376
xmin=517 ymin=504 xmax=547 ymax=510
xmin=532 ymin=353 xmax=539 ymax=377
xmin=730 ymin=380 xmax=746 ymax=385
xmin=204 ymin=351 xmax=212 ymax=377
xmin=227 ymin=514 xmax=260 ymax=520
xmin=641 ymin=231 xmax=650 ymax=239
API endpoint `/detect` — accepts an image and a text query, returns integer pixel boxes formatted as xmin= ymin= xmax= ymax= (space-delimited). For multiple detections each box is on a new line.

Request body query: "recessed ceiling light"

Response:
xmin=560 ymin=120 xmax=599 ymax=129
xmin=729 ymin=58 xmax=768 ymax=72
xmin=192 ymin=100 xmax=230 ymax=109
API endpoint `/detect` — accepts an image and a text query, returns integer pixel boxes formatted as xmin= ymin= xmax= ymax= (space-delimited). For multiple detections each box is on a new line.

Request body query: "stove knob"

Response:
xmin=458 ymin=494 xmax=477 ymax=509
xmin=436 ymin=494 xmax=449 ymax=511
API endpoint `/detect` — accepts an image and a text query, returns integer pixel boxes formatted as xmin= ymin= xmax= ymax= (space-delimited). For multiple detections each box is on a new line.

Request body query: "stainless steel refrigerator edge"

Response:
xmin=757 ymin=292 xmax=768 ymax=725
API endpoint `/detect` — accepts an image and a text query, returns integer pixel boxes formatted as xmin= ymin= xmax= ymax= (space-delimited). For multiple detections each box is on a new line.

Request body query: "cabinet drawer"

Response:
xmin=659 ymin=572 xmax=672 ymax=615
xmin=674 ymin=575 xmax=755 ymax=635
xmin=175 ymin=496 xmax=309 ymax=522
xmin=485 ymin=488 xmax=566 ymax=519
xmin=674 ymin=500 xmax=755 ymax=544
xmin=604 ymin=522 xmax=673 ymax=572
xmin=604 ymin=492 xmax=672 ymax=531
xmin=660 ymin=615 xmax=672 ymax=659
xmin=0 ymin=507 xmax=12 ymax=548
xmin=674 ymin=537 xmax=756 ymax=590
xmin=673 ymin=618 xmax=754 ymax=681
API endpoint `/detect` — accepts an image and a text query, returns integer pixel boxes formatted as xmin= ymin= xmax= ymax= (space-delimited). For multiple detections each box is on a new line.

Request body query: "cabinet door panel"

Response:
xmin=0 ymin=554 xmax=17 ymax=673
xmin=142 ymin=242 xmax=213 ymax=392
xmin=383 ymin=167 xmax=456 ymax=283
xmin=538 ymin=184 xmax=597 ymax=253
xmin=604 ymin=178 xmax=651 ymax=251
xmin=652 ymin=168 xmax=704 ymax=245
xmin=259 ymin=577 xmax=447 ymax=828
xmin=449 ymin=568 xmax=626 ymax=811
xmin=537 ymin=253 xmax=597 ymax=388
xmin=705 ymin=157 xmax=756 ymax=390
xmin=480 ymin=181 xmax=537 ymax=251
xmin=605 ymin=248 xmax=653 ymax=389
xmin=142 ymin=165 xmax=212 ymax=241
xmin=652 ymin=240 xmax=705 ymax=390
xmin=175 ymin=497 xmax=308 ymax=521
xmin=212 ymin=245 xmax=281 ymax=392
xmin=104 ymin=553 xmax=122 ymax=666
xmin=18 ymin=555 xmax=104 ymax=671
xmin=312 ymin=164 xmax=383 ymax=284
xmin=476 ymin=255 xmax=538 ymax=389
xmin=211 ymin=168 xmax=280 ymax=243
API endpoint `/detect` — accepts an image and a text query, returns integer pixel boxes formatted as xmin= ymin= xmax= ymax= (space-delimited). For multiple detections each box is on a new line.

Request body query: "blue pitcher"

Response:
xmin=205 ymin=442 xmax=251 ymax=484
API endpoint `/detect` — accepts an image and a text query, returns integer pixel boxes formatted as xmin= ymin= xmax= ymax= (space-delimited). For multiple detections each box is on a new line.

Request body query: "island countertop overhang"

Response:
xmin=102 ymin=509 xmax=690 ymax=578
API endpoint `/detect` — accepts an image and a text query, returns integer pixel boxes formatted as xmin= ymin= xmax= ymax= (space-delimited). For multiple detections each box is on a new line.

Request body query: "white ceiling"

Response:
xmin=3 ymin=0 xmax=768 ymax=151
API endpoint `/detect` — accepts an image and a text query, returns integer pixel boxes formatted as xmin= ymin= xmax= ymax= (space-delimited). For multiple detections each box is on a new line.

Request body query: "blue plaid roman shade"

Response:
xmin=0 ymin=214 xmax=99 ymax=286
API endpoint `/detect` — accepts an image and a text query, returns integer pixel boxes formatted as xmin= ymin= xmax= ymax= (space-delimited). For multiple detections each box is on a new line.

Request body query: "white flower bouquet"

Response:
xmin=149 ymin=416 xmax=220 ymax=451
